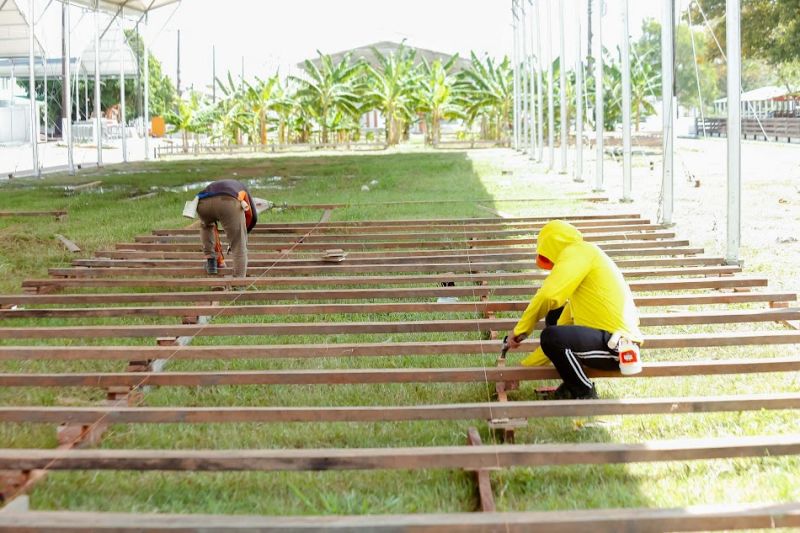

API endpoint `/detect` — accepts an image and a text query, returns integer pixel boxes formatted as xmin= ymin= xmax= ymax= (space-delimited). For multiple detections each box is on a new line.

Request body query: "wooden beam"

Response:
xmin=1 ymin=308 xmax=798 ymax=340
xmin=112 ymin=238 xmax=692 ymax=253
xmin=143 ymin=224 xmax=666 ymax=241
xmin=2 ymin=434 xmax=800 ymax=471
xmin=24 ymin=270 xmax=755 ymax=293
xmin=77 ymin=255 xmax=726 ymax=269
xmin=45 ymin=265 xmax=741 ymax=280
xmin=54 ymin=234 xmax=81 ymax=253
xmin=252 ymin=213 xmax=643 ymax=227
xmin=0 ymin=331 xmax=798 ymax=361
xmin=2 ymin=393 xmax=800 ymax=423
xmin=0 ymin=210 xmax=67 ymax=219
xmin=154 ymin=217 xmax=652 ymax=235
xmin=1 ymin=503 xmax=799 ymax=531
xmin=3 ymin=292 xmax=793 ymax=320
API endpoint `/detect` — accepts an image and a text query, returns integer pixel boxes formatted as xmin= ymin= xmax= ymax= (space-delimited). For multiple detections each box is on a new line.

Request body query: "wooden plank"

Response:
xmin=154 ymin=217 xmax=652 ymax=235
xmin=466 ymin=427 xmax=496 ymax=512
xmin=3 ymin=393 xmax=800 ymax=424
xmin=4 ymin=277 xmax=772 ymax=305
xmin=1 ymin=356 xmax=797 ymax=388
xmin=4 ymin=292 xmax=793 ymax=320
xmin=64 ymin=180 xmax=102 ymax=193
xmin=319 ymin=209 xmax=333 ymax=223
xmin=112 ymin=237 xmax=691 ymax=253
xmin=54 ymin=234 xmax=81 ymax=253
xmin=0 ymin=331 xmax=798 ymax=361
xmin=0 ymin=210 xmax=67 ymax=219
xmin=252 ymin=213 xmax=643 ymax=227
xmin=2 ymin=434 xmax=800 ymax=471
xmin=1 ymin=308 xmax=798 ymax=340
xmin=143 ymin=223 xmax=667 ymax=241
xmin=25 ymin=266 xmax=737 ymax=292
xmin=270 ymin=196 xmax=609 ymax=210
xmin=45 ymin=264 xmax=741 ymax=279
xmin=1 ymin=503 xmax=799 ymax=532
xmin=78 ymin=255 xmax=726 ymax=269
xmin=135 ymin=229 xmax=678 ymax=245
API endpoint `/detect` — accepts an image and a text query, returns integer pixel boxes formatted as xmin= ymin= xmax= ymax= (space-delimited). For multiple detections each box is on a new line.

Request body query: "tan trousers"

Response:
xmin=197 ymin=195 xmax=248 ymax=277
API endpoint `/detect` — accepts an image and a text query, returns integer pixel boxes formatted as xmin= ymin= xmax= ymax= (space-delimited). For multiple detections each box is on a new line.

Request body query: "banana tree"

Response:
xmin=290 ymin=52 xmax=363 ymax=143
xmin=454 ymin=52 xmax=513 ymax=141
xmin=364 ymin=43 xmax=422 ymax=145
xmin=243 ymin=74 xmax=281 ymax=145
xmin=419 ymin=55 xmax=460 ymax=145
xmin=165 ymin=91 xmax=203 ymax=153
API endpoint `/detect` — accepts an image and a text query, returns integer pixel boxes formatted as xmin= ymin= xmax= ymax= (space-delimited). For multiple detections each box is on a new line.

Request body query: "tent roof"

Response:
xmin=0 ymin=0 xmax=46 ymax=59
xmin=78 ymin=21 xmax=138 ymax=77
xmin=66 ymin=0 xmax=181 ymax=16
xmin=298 ymin=41 xmax=472 ymax=72
xmin=715 ymin=86 xmax=790 ymax=104
xmin=0 ymin=54 xmax=136 ymax=78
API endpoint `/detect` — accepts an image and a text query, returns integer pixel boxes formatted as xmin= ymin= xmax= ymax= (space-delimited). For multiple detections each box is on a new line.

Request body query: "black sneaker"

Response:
xmin=552 ymin=383 xmax=598 ymax=400
xmin=205 ymin=258 xmax=218 ymax=275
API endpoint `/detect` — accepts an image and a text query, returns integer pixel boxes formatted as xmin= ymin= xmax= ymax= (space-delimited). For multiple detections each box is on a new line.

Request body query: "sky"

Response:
xmin=141 ymin=0 xmax=664 ymax=93
xmin=17 ymin=0 xmax=670 ymax=92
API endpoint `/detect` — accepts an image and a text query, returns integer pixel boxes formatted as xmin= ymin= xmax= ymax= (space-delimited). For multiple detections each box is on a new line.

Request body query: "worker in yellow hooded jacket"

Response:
xmin=506 ymin=220 xmax=643 ymax=399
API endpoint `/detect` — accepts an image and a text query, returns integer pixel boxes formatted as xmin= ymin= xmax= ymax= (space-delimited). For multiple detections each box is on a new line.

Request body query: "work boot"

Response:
xmin=205 ymin=258 xmax=218 ymax=275
xmin=552 ymin=383 xmax=598 ymax=400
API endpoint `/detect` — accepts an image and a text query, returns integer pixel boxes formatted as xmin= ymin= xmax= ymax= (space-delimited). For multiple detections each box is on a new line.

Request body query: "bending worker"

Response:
xmin=196 ymin=179 xmax=257 ymax=276
xmin=506 ymin=220 xmax=643 ymax=399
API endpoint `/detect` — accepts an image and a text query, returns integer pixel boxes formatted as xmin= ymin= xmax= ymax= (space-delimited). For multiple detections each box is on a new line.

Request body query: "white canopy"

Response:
xmin=0 ymin=0 xmax=46 ymax=58
xmin=67 ymin=0 xmax=180 ymax=16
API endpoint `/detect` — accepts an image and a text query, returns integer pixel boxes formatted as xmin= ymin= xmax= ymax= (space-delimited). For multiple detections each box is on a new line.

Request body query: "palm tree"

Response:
xmin=454 ymin=52 xmax=513 ymax=141
xmin=364 ymin=43 xmax=422 ymax=145
xmin=419 ymin=55 xmax=460 ymax=145
xmin=214 ymin=72 xmax=250 ymax=144
xmin=630 ymin=50 xmax=660 ymax=132
xmin=290 ymin=52 xmax=364 ymax=143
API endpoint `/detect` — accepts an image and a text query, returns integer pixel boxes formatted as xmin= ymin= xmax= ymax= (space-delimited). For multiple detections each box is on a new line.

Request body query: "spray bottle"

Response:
xmin=608 ymin=332 xmax=642 ymax=375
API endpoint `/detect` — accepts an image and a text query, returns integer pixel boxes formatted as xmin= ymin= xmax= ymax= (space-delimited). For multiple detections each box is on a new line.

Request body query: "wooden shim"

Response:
xmin=319 ymin=209 xmax=333 ymax=223
xmin=1 ymin=331 xmax=798 ymax=361
xmin=4 ymin=277 xmax=772 ymax=306
xmin=0 ymin=210 xmax=67 ymax=219
xmin=466 ymin=427 xmax=496 ymax=512
xmin=2 ymin=433 xmax=800 ymax=472
xmin=3 ymin=392 xmax=800 ymax=423
xmin=3 ymin=308 xmax=798 ymax=339
xmin=1 ymin=503 xmax=799 ymax=532
xmin=5 ymin=292 xmax=793 ymax=320
xmin=45 ymin=264 xmax=741 ymax=280
xmin=54 ymin=235 xmax=81 ymax=253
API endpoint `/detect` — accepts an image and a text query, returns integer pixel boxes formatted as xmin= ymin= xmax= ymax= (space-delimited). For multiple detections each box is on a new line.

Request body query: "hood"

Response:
xmin=536 ymin=220 xmax=584 ymax=263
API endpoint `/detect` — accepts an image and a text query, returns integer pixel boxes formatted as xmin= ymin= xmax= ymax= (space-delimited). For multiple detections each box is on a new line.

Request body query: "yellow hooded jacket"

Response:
xmin=513 ymin=220 xmax=644 ymax=366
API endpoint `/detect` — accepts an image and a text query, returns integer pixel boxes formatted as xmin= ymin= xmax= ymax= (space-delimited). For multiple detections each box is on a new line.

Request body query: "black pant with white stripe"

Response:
xmin=540 ymin=307 xmax=620 ymax=396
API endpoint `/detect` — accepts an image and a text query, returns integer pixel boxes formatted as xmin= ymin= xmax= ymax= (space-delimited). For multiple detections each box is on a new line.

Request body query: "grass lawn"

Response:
xmin=0 ymin=148 xmax=798 ymax=516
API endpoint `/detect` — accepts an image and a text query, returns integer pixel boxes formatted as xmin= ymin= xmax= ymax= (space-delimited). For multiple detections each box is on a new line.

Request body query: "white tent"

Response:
xmin=0 ymin=0 xmax=46 ymax=59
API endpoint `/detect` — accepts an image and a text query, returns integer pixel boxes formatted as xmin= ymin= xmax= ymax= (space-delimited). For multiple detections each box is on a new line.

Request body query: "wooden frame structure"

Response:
xmin=0 ymin=211 xmax=798 ymax=530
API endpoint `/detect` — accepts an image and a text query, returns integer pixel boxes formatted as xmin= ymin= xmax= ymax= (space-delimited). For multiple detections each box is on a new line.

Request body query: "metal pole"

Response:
xmin=212 ymin=45 xmax=216 ymax=103
xmin=119 ymin=18 xmax=127 ymax=162
xmin=621 ymin=0 xmax=632 ymax=201
xmin=546 ymin=0 xmax=554 ymax=170
xmin=43 ymin=56 xmax=47 ymax=144
xmin=593 ymin=0 xmax=603 ymax=191
xmin=65 ymin=0 xmax=74 ymax=175
xmin=520 ymin=0 xmax=528 ymax=152
xmin=535 ymin=0 xmax=543 ymax=162
xmin=144 ymin=30 xmax=150 ymax=160
xmin=528 ymin=0 xmax=536 ymax=160
xmin=176 ymin=29 xmax=181 ymax=99
xmin=512 ymin=0 xmax=520 ymax=151
xmin=83 ymin=71 xmax=88 ymax=120
xmin=558 ymin=0 xmax=567 ymax=174
xmin=726 ymin=0 xmax=741 ymax=263
xmin=660 ymin=0 xmax=674 ymax=223
xmin=574 ymin=0 xmax=584 ymax=182
xmin=28 ymin=0 xmax=39 ymax=176
xmin=94 ymin=4 xmax=102 ymax=166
